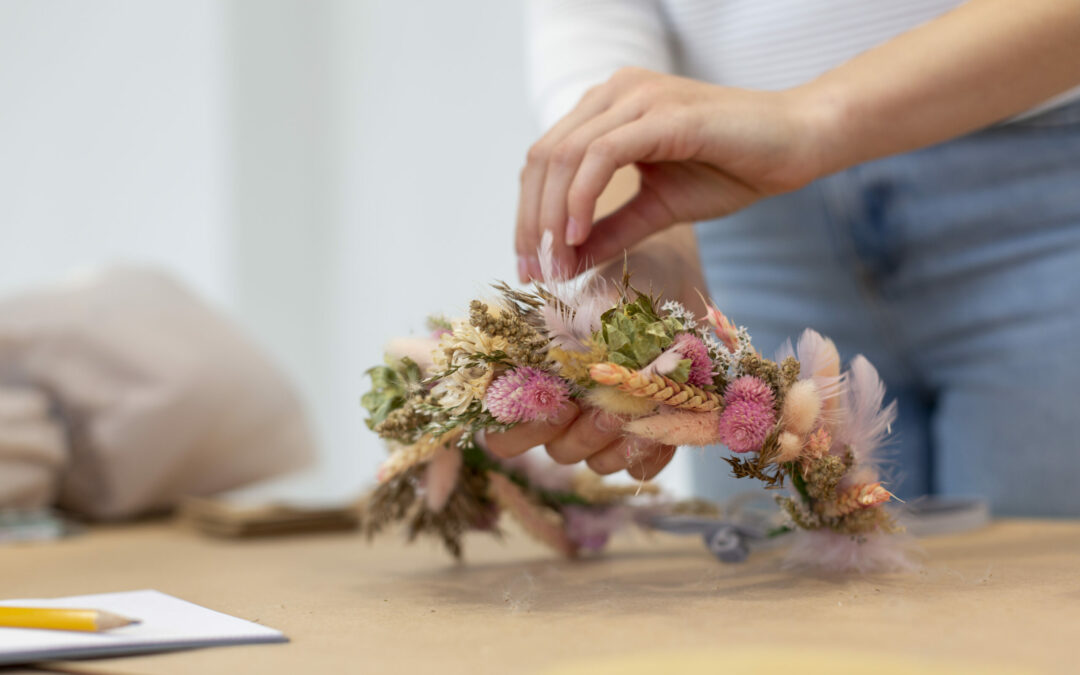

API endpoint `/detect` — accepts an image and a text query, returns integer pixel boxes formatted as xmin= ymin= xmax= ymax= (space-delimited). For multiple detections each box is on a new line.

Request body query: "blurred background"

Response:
xmin=0 ymin=0 xmax=692 ymax=500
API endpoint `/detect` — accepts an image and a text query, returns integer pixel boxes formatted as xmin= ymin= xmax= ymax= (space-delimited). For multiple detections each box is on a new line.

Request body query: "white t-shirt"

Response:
xmin=528 ymin=0 xmax=1080 ymax=130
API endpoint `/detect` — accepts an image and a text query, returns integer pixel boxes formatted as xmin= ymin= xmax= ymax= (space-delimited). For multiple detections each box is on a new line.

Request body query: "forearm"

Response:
xmin=799 ymin=0 xmax=1080 ymax=175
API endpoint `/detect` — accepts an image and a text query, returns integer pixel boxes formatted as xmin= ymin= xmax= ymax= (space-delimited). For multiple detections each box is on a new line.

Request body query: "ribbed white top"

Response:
xmin=527 ymin=0 xmax=1080 ymax=130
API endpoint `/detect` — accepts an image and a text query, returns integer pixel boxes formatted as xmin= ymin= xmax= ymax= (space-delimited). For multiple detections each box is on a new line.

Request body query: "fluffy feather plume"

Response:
xmin=486 ymin=470 xmax=577 ymax=557
xmin=541 ymin=293 xmax=612 ymax=353
xmin=639 ymin=345 xmax=687 ymax=380
xmin=625 ymin=410 xmax=722 ymax=447
xmin=776 ymin=329 xmax=844 ymax=409
xmin=838 ymin=355 xmax=897 ymax=465
xmin=781 ymin=379 xmax=822 ymax=436
xmin=537 ymin=231 xmax=616 ymax=352
xmin=775 ymin=431 xmax=803 ymax=464
xmin=782 ymin=529 xmax=920 ymax=574
xmin=423 ymin=446 xmax=462 ymax=512
xmin=537 ymin=229 xmax=565 ymax=285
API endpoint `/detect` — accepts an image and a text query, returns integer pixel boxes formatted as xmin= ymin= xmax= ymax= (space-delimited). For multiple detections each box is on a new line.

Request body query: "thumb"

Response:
xmin=574 ymin=182 xmax=676 ymax=268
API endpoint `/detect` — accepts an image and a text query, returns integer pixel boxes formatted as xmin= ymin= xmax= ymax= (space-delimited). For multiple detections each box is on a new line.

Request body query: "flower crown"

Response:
xmin=361 ymin=240 xmax=911 ymax=573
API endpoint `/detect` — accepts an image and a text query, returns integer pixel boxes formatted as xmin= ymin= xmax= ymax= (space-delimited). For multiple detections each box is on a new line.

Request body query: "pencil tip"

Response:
xmin=97 ymin=611 xmax=140 ymax=631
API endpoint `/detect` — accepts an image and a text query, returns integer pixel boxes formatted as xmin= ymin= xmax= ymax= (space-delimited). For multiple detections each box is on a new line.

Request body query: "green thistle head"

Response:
xmin=595 ymin=292 xmax=684 ymax=371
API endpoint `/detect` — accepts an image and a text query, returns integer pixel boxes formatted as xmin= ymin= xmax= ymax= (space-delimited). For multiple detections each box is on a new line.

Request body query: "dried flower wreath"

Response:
xmin=361 ymin=235 xmax=913 ymax=573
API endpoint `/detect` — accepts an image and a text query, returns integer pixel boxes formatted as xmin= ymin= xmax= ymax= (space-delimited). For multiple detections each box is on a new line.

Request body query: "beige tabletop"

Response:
xmin=2 ymin=518 xmax=1078 ymax=675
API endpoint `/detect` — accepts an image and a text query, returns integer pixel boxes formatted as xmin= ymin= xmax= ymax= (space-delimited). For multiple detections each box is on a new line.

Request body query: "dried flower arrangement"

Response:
xmin=361 ymin=235 xmax=912 ymax=573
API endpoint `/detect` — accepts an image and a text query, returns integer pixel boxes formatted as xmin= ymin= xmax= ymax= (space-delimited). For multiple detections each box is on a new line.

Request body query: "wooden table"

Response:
xmin=2 ymin=519 xmax=1078 ymax=674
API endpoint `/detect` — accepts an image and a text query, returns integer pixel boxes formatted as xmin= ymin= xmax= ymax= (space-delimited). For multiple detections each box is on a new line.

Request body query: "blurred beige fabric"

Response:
xmin=0 ymin=267 xmax=316 ymax=520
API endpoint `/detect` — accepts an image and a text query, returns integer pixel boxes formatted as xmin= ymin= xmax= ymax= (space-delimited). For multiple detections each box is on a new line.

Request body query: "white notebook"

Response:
xmin=0 ymin=589 xmax=287 ymax=666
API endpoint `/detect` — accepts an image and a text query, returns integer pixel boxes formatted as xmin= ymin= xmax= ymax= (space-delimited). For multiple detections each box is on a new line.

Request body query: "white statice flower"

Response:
xmin=430 ymin=319 xmax=509 ymax=416
xmin=699 ymin=329 xmax=732 ymax=377
xmin=726 ymin=326 xmax=756 ymax=377
xmin=660 ymin=299 xmax=698 ymax=331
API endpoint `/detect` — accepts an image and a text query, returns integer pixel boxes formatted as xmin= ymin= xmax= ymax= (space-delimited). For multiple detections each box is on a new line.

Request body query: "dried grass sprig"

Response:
xmin=588 ymin=362 xmax=723 ymax=412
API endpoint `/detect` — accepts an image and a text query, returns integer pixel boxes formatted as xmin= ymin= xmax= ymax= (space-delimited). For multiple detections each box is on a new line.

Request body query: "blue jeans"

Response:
xmin=691 ymin=102 xmax=1080 ymax=516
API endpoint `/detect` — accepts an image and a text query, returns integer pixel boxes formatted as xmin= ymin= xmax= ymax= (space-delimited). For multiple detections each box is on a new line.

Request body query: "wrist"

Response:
xmin=785 ymin=80 xmax=858 ymax=180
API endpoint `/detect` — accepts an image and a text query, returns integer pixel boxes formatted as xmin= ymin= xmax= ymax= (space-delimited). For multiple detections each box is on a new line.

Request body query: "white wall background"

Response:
xmin=0 ymin=0 xmax=691 ymax=498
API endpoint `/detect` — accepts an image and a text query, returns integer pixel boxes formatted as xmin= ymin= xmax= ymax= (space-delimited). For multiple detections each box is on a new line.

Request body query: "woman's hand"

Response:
xmin=483 ymin=401 xmax=676 ymax=480
xmin=489 ymin=228 xmax=703 ymax=481
xmin=517 ymin=0 xmax=1080 ymax=284
xmin=515 ymin=67 xmax=827 ymax=282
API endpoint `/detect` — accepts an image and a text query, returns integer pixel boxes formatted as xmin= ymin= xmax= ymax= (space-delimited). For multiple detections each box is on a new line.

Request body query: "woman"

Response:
xmin=485 ymin=0 xmax=1080 ymax=515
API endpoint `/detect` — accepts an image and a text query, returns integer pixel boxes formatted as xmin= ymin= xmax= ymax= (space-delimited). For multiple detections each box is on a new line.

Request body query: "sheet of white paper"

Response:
xmin=0 ymin=589 xmax=286 ymax=665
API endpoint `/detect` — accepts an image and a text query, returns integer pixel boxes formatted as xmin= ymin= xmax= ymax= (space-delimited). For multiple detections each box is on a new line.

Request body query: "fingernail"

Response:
xmin=548 ymin=402 xmax=577 ymax=426
xmin=593 ymin=410 xmax=623 ymax=433
xmin=517 ymin=256 xmax=528 ymax=283
xmin=527 ymin=256 xmax=541 ymax=281
xmin=565 ymin=217 xmax=581 ymax=246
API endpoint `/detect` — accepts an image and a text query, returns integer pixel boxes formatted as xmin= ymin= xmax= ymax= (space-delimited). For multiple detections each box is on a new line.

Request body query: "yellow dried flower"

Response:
xmin=549 ymin=340 xmax=608 ymax=385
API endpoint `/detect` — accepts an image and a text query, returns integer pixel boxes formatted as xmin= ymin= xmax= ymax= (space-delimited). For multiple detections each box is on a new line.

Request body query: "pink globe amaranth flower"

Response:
xmin=719 ymin=376 xmax=776 ymax=452
xmin=673 ymin=333 xmax=714 ymax=388
xmin=484 ymin=367 xmax=570 ymax=424
xmin=724 ymin=375 xmax=775 ymax=409
xmin=717 ymin=399 xmax=775 ymax=453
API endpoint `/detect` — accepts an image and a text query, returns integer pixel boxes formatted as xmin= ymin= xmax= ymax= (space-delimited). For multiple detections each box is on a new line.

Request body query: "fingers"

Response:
xmin=573 ymin=180 xmax=677 ymax=267
xmin=485 ymin=398 xmax=677 ymax=482
xmin=528 ymin=114 xmax=682 ymax=275
xmin=544 ymin=408 xmax=626 ymax=465
xmin=627 ymin=443 xmax=676 ymax=481
xmin=538 ymin=107 xmax=644 ymax=258
xmin=517 ymin=86 xmax=613 ymax=282
xmin=586 ymin=439 xmax=676 ymax=480
xmin=484 ymin=402 xmax=580 ymax=458
xmin=564 ymin=115 xmax=680 ymax=239
xmin=517 ymin=70 xmax=658 ymax=282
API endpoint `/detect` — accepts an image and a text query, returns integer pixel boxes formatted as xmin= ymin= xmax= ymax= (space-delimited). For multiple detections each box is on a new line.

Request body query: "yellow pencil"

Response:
xmin=0 ymin=607 xmax=139 ymax=632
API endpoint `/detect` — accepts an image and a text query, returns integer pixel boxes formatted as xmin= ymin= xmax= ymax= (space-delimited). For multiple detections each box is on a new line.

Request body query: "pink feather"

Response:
xmin=775 ymin=329 xmax=845 ymax=403
xmin=639 ymin=346 xmax=687 ymax=379
xmin=837 ymin=355 xmax=897 ymax=466
xmin=782 ymin=528 xmax=920 ymax=574
xmin=541 ymin=292 xmax=612 ymax=352
xmin=537 ymin=231 xmax=616 ymax=352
